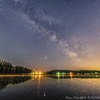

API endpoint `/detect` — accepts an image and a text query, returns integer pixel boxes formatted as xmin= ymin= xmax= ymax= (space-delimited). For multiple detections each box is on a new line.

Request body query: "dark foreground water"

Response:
xmin=0 ymin=75 xmax=100 ymax=100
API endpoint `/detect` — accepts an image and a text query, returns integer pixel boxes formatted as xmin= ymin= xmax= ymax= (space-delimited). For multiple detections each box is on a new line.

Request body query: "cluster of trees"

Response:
xmin=0 ymin=60 xmax=32 ymax=74
xmin=46 ymin=70 xmax=100 ymax=75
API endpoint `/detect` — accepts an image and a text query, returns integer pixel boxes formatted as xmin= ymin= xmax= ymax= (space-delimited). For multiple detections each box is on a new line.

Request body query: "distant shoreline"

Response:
xmin=0 ymin=74 xmax=32 ymax=77
xmin=0 ymin=74 xmax=100 ymax=78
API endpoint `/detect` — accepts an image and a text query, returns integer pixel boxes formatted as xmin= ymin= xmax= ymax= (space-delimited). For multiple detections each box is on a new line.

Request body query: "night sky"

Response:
xmin=0 ymin=0 xmax=100 ymax=71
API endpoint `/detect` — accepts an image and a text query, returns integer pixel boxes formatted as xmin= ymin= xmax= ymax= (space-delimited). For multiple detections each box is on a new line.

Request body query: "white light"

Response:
xmin=45 ymin=57 xmax=47 ymax=59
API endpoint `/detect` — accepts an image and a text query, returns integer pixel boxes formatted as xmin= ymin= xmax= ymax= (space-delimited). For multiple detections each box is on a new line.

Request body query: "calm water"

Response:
xmin=0 ymin=75 xmax=100 ymax=100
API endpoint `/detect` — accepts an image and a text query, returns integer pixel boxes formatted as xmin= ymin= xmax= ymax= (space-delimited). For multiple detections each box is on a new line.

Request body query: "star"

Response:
xmin=44 ymin=57 xmax=47 ymax=59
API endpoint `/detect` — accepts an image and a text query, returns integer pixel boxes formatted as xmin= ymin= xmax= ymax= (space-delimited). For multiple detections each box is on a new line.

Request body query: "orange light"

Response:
xmin=35 ymin=75 xmax=38 ymax=78
xmin=69 ymin=72 xmax=73 ymax=75
xmin=69 ymin=72 xmax=73 ymax=78
xmin=39 ymin=71 xmax=43 ymax=74
xmin=35 ymin=71 xmax=38 ymax=74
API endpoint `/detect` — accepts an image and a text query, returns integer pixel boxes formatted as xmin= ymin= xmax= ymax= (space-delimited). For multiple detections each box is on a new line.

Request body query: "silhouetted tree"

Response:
xmin=0 ymin=59 xmax=32 ymax=74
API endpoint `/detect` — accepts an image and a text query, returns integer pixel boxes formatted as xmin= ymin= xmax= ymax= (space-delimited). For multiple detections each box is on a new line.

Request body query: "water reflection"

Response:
xmin=0 ymin=76 xmax=31 ymax=91
xmin=0 ymin=75 xmax=100 ymax=100
xmin=0 ymin=75 xmax=43 ymax=91
xmin=31 ymin=74 xmax=42 ymax=80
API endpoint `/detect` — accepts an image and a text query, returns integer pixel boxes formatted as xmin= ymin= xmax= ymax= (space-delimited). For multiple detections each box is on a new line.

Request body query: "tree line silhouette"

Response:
xmin=0 ymin=60 xmax=32 ymax=74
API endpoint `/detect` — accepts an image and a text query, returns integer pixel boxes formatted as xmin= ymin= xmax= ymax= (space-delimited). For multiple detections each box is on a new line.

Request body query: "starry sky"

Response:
xmin=0 ymin=0 xmax=100 ymax=71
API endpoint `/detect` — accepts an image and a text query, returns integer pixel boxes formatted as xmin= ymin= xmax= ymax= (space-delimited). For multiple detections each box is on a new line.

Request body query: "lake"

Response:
xmin=0 ymin=75 xmax=100 ymax=100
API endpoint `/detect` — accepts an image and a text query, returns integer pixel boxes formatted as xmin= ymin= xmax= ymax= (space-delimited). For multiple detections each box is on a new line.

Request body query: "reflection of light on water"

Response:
xmin=95 ymin=75 xmax=98 ymax=78
xmin=39 ymin=75 xmax=41 ymax=78
xmin=57 ymin=74 xmax=61 ymax=82
xmin=56 ymin=72 xmax=61 ymax=79
xmin=31 ymin=75 xmax=35 ymax=80
xmin=43 ymin=91 xmax=46 ymax=97
xmin=31 ymin=75 xmax=43 ymax=80
xmin=57 ymin=74 xmax=60 ymax=79
xmin=2 ymin=76 xmax=100 ymax=99
xmin=62 ymin=74 xmax=64 ymax=78
xmin=38 ymin=74 xmax=42 ymax=96
xmin=35 ymin=75 xmax=38 ymax=79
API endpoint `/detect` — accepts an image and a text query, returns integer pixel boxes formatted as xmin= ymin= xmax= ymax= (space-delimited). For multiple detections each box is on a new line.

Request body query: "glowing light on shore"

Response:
xmin=69 ymin=72 xmax=73 ymax=78
xmin=39 ymin=71 xmax=43 ymax=75
xmin=35 ymin=71 xmax=38 ymax=74
xmin=56 ymin=72 xmax=61 ymax=79
xmin=56 ymin=72 xmax=61 ymax=75
xmin=31 ymin=70 xmax=43 ymax=75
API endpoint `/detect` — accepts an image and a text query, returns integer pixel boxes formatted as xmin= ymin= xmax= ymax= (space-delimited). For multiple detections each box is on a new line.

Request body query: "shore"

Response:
xmin=0 ymin=74 xmax=100 ymax=78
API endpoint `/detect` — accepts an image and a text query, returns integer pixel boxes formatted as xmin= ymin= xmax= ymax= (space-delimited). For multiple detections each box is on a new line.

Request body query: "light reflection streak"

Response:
xmin=38 ymin=75 xmax=41 ymax=96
